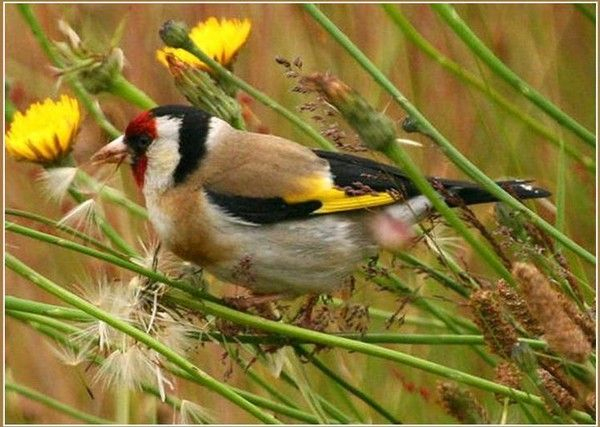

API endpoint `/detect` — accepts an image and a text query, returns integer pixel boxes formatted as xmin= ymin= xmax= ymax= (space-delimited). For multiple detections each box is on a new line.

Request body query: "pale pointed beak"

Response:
xmin=91 ymin=135 xmax=129 ymax=165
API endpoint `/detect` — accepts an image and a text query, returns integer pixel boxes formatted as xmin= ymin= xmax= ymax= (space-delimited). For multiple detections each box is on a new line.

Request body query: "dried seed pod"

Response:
xmin=496 ymin=279 xmax=544 ymax=336
xmin=557 ymin=293 xmax=596 ymax=347
xmin=470 ymin=289 xmax=518 ymax=359
xmin=513 ymin=263 xmax=591 ymax=362
xmin=537 ymin=368 xmax=576 ymax=413
xmin=494 ymin=361 xmax=522 ymax=402
xmin=436 ymin=381 xmax=488 ymax=424
xmin=584 ymin=392 xmax=595 ymax=416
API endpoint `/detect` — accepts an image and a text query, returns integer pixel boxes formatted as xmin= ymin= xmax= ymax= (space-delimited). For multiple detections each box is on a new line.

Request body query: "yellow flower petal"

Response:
xmin=156 ymin=17 xmax=251 ymax=70
xmin=6 ymin=95 xmax=81 ymax=164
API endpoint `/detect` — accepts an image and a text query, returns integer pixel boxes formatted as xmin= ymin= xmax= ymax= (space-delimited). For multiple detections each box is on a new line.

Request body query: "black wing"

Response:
xmin=314 ymin=150 xmax=550 ymax=206
xmin=205 ymin=150 xmax=550 ymax=225
xmin=205 ymin=190 xmax=322 ymax=225
xmin=313 ymin=149 xmax=418 ymax=199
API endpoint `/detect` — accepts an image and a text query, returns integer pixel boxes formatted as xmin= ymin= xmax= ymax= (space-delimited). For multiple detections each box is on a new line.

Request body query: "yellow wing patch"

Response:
xmin=283 ymin=175 xmax=397 ymax=214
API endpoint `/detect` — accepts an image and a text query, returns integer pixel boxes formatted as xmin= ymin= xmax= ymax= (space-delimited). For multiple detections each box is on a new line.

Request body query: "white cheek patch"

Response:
xmin=143 ymin=116 xmax=183 ymax=194
xmin=205 ymin=117 xmax=233 ymax=152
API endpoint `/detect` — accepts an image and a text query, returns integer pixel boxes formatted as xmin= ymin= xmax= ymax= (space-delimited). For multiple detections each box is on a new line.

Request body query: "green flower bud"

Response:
xmin=165 ymin=54 xmax=244 ymax=129
xmin=303 ymin=73 xmax=397 ymax=152
xmin=159 ymin=20 xmax=192 ymax=50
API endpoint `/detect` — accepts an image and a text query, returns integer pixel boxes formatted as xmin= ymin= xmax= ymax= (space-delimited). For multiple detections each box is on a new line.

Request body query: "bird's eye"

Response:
xmin=137 ymin=134 xmax=152 ymax=148
xmin=129 ymin=134 xmax=153 ymax=152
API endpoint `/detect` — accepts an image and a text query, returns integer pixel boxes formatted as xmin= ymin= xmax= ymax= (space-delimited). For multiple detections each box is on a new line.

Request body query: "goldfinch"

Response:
xmin=92 ymin=105 xmax=550 ymax=296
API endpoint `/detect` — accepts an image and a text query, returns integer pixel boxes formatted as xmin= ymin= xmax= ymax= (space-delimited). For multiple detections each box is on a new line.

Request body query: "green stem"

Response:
xmin=5 ymin=221 xmax=211 ymax=300
xmin=6 ymin=290 xmax=447 ymax=334
xmin=167 ymin=363 xmax=326 ymax=424
xmin=75 ymin=172 xmax=148 ymax=219
xmin=17 ymin=4 xmax=120 ymax=138
xmin=165 ymin=292 xmax=592 ymax=423
xmin=6 ymin=382 xmax=114 ymax=424
xmin=382 ymin=5 xmax=594 ymax=172
xmin=7 ymin=310 xmax=81 ymax=336
xmin=108 ymin=74 xmax=157 ymax=110
xmin=194 ymin=331 xmax=548 ymax=348
xmin=303 ymin=4 xmax=595 ymax=266
xmin=395 ymin=252 xmax=471 ymax=297
xmin=5 ymin=254 xmax=281 ymax=424
xmin=171 ymin=29 xmax=335 ymax=150
xmin=67 ymin=187 xmax=137 ymax=256
xmin=330 ymin=298 xmax=447 ymax=329
xmin=5 ymin=208 xmax=126 ymax=258
xmin=115 ymin=386 xmax=130 ymax=424
xmin=294 ymin=345 xmax=402 ymax=423
xmin=6 ymin=297 xmax=550 ymax=350
xmin=6 ymin=296 xmax=91 ymax=322
xmin=432 ymin=4 xmax=595 ymax=147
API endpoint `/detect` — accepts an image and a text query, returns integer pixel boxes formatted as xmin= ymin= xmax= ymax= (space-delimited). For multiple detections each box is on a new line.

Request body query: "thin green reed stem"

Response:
xmin=7 ymin=310 xmax=81 ymax=336
xmin=294 ymin=345 xmax=402 ymax=424
xmin=6 ymin=382 xmax=114 ymax=424
xmin=108 ymin=74 xmax=157 ymax=110
xmin=394 ymin=252 xmax=471 ymax=297
xmin=303 ymin=4 xmax=595 ymax=266
xmin=165 ymin=363 xmax=326 ymax=424
xmin=67 ymin=187 xmax=137 ymax=256
xmin=6 ymin=298 xmax=550 ymax=350
xmin=5 ymin=221 xmax=215 ymax=300
xmin=6 ymin=296 xmax=91 ymax=322
xmin=5 ymin=208 xmax=126 ymax=258
xmin=18 ymin=5 xmax=120 ymax=138
xmin=166 ymin=293 xmax=593 ymax=424
xmin=382 ymin=5 xmax=595 ymax=172
xmin=5 ymin=254 xmax=281 ymax=424
xmin=432 ymin=4 xmax=595 ymax=147
xmin=75 ymin=172 xmax=148 ymax=219
xmin=162 ymin=25 xmax=335 ymax=151
xmin=197 ymin=331 xmax=549 ymax=349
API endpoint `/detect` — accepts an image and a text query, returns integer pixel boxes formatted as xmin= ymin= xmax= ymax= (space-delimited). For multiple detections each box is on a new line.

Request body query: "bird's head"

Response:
xmin=92 ymin=105 xmax=218 ymax=190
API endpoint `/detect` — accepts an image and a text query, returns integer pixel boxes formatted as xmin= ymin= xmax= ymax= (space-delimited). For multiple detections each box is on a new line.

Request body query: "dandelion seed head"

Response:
xmin=178 ymin=400 xmax=214 ymax=424
xmin=57 ymin=199 xmax=99 ymax=235
xmin=47 ymin=340 xmax=93 ymax=366
xmin=37 ymin=167 xmax=78 ymax=202
xmin=93 ymin=345 xmax=156 ymax=390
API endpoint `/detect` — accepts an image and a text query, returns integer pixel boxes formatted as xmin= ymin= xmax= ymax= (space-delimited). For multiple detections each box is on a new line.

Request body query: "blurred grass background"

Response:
xmin=5 ymin=3 xmax=595 ymax=423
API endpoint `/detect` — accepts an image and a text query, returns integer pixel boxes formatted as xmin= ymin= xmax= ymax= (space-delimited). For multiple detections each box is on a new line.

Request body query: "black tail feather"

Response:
xmin=442 ymin=180 xmax=551 ymax=207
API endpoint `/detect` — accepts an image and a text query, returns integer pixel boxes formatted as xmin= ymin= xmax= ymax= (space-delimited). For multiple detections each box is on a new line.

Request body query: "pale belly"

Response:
xmin=149 ymin=197 xmax=377 ymax=295
xmin=206 ymin=215 xmax=378 ymax=295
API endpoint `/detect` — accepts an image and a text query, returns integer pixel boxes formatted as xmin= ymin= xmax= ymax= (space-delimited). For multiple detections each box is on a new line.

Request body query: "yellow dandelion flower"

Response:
xmin=6 ymin=95 xmax=81 ymax=163
xmin=156 ymin=17 xmax=251 ymax=70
